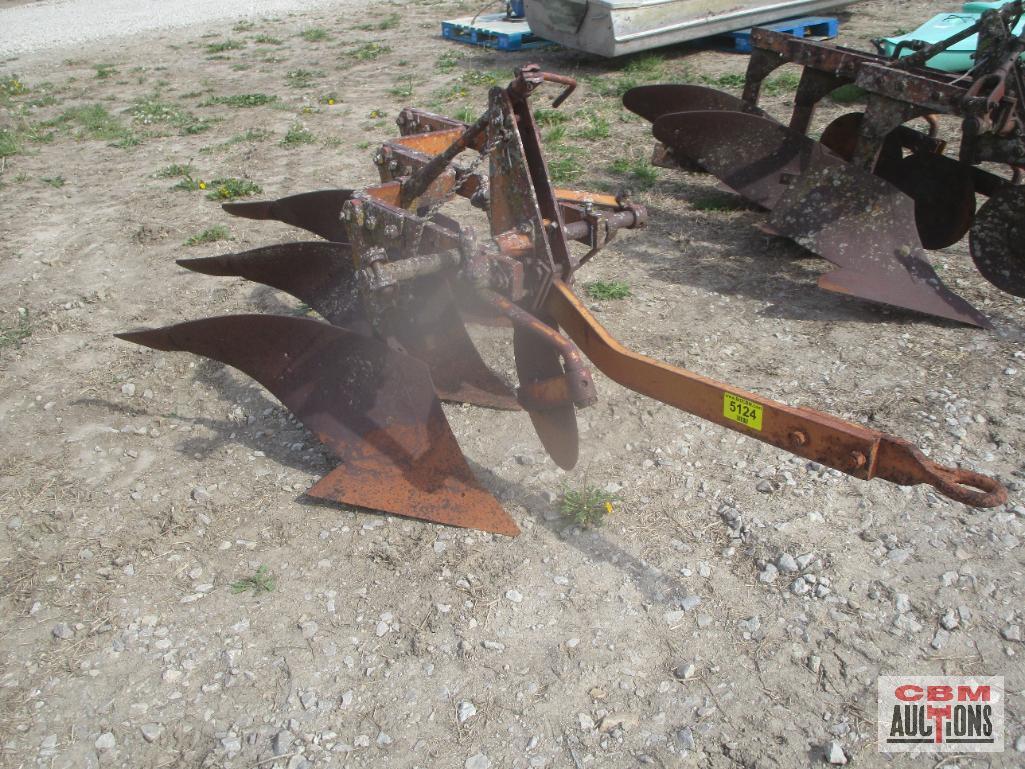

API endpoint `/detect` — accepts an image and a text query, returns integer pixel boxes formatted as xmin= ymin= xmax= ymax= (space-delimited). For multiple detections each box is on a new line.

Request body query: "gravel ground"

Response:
xmin=0 ymin=0 xmax=353 ymax=57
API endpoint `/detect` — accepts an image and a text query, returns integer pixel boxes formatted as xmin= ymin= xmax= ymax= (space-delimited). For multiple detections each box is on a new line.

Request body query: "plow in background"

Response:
xmin=625 ymin=1 xmax=1025 ymax=327
xmin=119 ymin=66 xmax=1006 ymax=535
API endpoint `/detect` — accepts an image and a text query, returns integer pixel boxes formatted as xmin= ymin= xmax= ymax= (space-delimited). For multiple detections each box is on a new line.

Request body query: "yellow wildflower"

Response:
xmin=604 ymin=501 xmax=613 ymax=515
xmin=198 ymin=181 xmax=207 ymax=190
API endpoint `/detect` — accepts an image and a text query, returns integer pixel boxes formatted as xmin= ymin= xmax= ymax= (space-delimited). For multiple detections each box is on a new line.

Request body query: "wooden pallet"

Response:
xmin=726 ymin=16 xmax=839 ymax=53
xmin=441 ymin=12 xmax=549 ymax=52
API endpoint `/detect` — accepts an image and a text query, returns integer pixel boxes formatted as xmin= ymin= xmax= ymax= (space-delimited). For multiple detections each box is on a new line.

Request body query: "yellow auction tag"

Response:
xmin=723 ymin=392 xmax=763 ymax=431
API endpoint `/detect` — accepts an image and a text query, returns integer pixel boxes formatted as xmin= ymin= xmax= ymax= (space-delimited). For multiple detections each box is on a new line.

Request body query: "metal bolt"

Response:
xmin=372 ymin=151 xmax=385 ymax=166
xmin=848 ymin=451 xmax=867 ymax=470
xmin=789 ymin=431 xmax=808 ymax=447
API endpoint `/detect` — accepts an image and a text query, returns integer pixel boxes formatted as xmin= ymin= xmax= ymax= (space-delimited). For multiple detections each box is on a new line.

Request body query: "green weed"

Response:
xmin=610 ymin=156 xmax=658 ymax=189
xmin=41 ymin=175 xmax=65 ymax=188
xmin=205 ymin=177 xmax=262 ymax=200
xmin=357 ymin=13 xmax=400 ymax=30
xmin=200 ymin=128 xmax=272 ymax=153
xmin=351 ymin=42 xmax=390 ymax=60
xmin=206 ymin=39 xmax=245 ymax=53
xmin=285 ymin=68 xmax=324 ymax=88
xmin=204 ymin=93 xmax=277 ymax=108
xmin=94 ymin=63 xmax=118 ymax=79
xmin=576 ymin=114 xmax=609 ymax=140
xmin=231 ymin=565 xmax=275 ymax=595
xmin=0 ymin=129 xmax=17 ymax=157
xmin=0 ymin=310 xmax=32 ymax=350
xmin=437 ymin=51 xmax=461 ymax=72
xmin=543 ymin=125 xmax=567 ymax=145
xmin=829 ymin=84 xmax=866 ymax=104
xmin=690 ymin=193 xmax=747 ymax=212
xmin=559 ymin=486 xmax=617 ymax=528
xmin=130 ymin=97 xmax=210 ymax=134
xmin=0 ymin=75 xmax=28 ymax=98
xmin=388 ymin=75 xmax=416 ymax=99
xmin=156 ymin=163 xmax=194 ymax=178
xmin=534 ymin=108 xmax=569 ymax=127
xmin=300 ymin=27 xmax=330 ymax=42
xmin=547 ymin=151 xmax=583 ymax=183
xmin=184 ymin=225 xmax=232 ymax=245
xmin=707 ymin=73 xmax=746 ymax=90
xmin=253 ymin=34 xmax=283 ymax=44
xmin=461 ymin=70 xmax=502 ymax=87
xmin=281 ymin=123 xmax=315 ymax=147
xmin=621 ymin=52 xmax=665 ymax=80
xmin=453 ymin=105 xmax=477 ymax=123
xmin=584 ymin=280 xmax=631 ymax=300
xmin=764 ymin=71 xmax=801 ymax=95
xmin=46 ymin=105 xmax=138 ymax=146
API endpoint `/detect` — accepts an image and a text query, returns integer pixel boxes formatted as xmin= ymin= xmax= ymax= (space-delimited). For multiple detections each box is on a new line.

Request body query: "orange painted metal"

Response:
xmin=545 ymin=281 xmax=1006 ymax=508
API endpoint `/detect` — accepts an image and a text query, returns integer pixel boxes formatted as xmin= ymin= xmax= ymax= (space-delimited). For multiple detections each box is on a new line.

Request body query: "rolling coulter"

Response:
xmin=118 ymin=66 xmax=1006 ymax=535
xmin=625 ymin=1 xmax=1025 ymax=327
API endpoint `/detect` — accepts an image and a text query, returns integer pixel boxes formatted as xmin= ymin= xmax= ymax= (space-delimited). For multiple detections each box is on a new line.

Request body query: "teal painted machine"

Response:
xmin=880 ymin=1 xmax=1025 ymax=71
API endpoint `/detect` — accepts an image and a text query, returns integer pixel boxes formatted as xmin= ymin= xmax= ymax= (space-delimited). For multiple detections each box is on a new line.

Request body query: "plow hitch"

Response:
xmin=119 ymin=66 xmax=1006 ymax=535
xmin=626 ymin=2 xmax=1025 ymax=327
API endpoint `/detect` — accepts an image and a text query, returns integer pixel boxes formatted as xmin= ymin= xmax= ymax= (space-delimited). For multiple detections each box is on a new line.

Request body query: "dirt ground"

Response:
xmin=1 ymin=1 xmax=1024 ymax=767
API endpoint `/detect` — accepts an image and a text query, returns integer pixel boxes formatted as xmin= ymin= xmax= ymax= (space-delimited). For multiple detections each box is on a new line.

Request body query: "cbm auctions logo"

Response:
xmin=878 ymin=677 xmax=1004 ymax=753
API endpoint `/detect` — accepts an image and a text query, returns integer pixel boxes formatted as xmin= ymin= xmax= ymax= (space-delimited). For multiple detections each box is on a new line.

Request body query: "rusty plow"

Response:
xmin=625 ymin=2 xmax=1025 ymax=327
xmin=118 ymin=66 xmax=1006 ymax=536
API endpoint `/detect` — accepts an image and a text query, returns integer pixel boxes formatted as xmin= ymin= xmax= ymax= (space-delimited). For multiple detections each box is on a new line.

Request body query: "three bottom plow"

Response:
xmin=118 ymin=66 xmax=1007 ymax=535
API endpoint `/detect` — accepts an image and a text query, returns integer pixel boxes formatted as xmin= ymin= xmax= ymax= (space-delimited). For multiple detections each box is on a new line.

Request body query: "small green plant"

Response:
xmin=0 ymin=309 xmax=32 ymax=350
xmin=184 ymin=225 xmax=232 ymax=245
xmin=254 ymin=33 xmax=283 ymax=44
xmin=351 ymin=42 xmax=390 ymax=61
xmin=547 ymin=151 xmax=583 ymax=183
xmin=206 ymin=39 xmax=245 ymax=53
xmin=173 ymin=174 xmax=204 ymax=191
xmin=585 ymin=280 xmax=631 ymax=300
xmin=764 ymin=71 xmax=801 ymax=95
xmin=205 ymin=177 xmax=262 ymax=200
xmin=155 ymin=162 xmax=194 ymax=178
xmin=453 ymin=105 xmax=476 ymax=123
xmin=41 ymin=175 xmax=65 ymax=188
xmin=94 ymin=63 xmax=118 ymax=79
xmin=437 ymin=51 xmax=461 ymax=72
xmin=389 ymin=75 xmax=416 ymax=99
xmin=200 ymin=128 xmax=272 ymax=153
xmin=231 ymin=565 xmax=275 ymax=595
xmin=533 ymin=108 xmax=569 ymax=127
xmin=706 ymin=72 xmax=746 ymax=90
xmin=559 ymin=486 xmax=616 ymax=528
xmin=0 ymin=75 xmax=28 ymax=98
xmin=0 ymin=129 xmax=17 ymax=158
xmin=233 ymin=20 xmax=256 ymax=32
xmin=300 ymin=27 xmax=330 ymax=42
xmin=356 ymin=140 xmax=371 ymax=150
xmin=281 ymin=123 xmax=315 ymax=147
xmin=621 ymin=52 xmax=665 ymax=80
xmin=286 ymin=68 xmax=324 ymax=88
xmin=47 ymin=104 xmax=137 ymax=146
xmin=543 ymin=125 xmax=567 ymax=145
xmin=204 ymin=93 xmax=277 ymax=108
xmin=130 ymin=97 xmax=210 ymax=134
xmin=576 ymin=114 xmax=609 ymax=140
xmin=461 ymin=70 xmax=502 ymax=87
xmin=610 ymin=156 xmax=658 ymax=189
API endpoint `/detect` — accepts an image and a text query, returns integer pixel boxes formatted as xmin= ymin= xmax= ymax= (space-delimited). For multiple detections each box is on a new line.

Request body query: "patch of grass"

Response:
xmin=233 ymin=20 xmax=256 ymax=32
xmin=559 ymin=486 xmax=617 ymax=528
xmin=350 ymin=42 xmax=390 ymax=61
xmin=230 ymin=564 xmax=275 ymax=595
xmin=437 ymin=51 xmax=461 ymax=72
xmin=764 ymin=71 xmax=801 ymax=95
xmin=0 ymin=75 xmax=29 ymax=98
xmin=200 ymin=128 xmax=272 ymax=153
xmin=254 ymin=34 xmax=283 ymax=44
xmin=585 ymin=280 xmax=631 ymax=300
xmin=285 ymin=68 xmax=324 ymax=88
xmin=205 ymin=177 xmax=261 ymax=200
xmin=829 ymin=84 xmax=866 ymax=104
xmin=204 ymin=93 xmax=277 ymax=108
xmin=453 ymin=105 xmax=476 ymax=123
xmin=129 ymin=97 xmax=211 ymax=134
xmin=706 ymin=72 xmax=746 ymax=90
xmin=184 ymin=225 xmax=232 ymax=245
xmin=610 ymin=156 xmax=658 ymax=189
xmin=584 ymin=73 xmax=640 ymax=99
xmin=281 ymin=123 xmax=315 ymax=147
xmin=357 ymin=13 xmax=400 ymax=31
xmin=46 ymin=104 xmax=138 ymax=146
xmin=155 ymin=162 xmax=195 ymax=178
xmin=94 ymin=63 xmax=117 ymax=79
xmin=173 ymin=174 xmax=204 ymax=191
xmin=0 ymin=129 xmax=18 ymax=157
xmin=534 ymin=108 xmax=569 ymax=127
xmin=206 ymin=39 xmax=245 ymax=53
xmin=575 ymin=114 xmax=609 ymax=140
xmin=690 ymin=192 xmax=747 ymax=212
xmin=41 ymin=175 xmax=65 ymax=188
xmin=621 ymin=52 xmax=665 ymax=80
xmin=543 ymin=125 xmax=567 ymax=145
xmin=461 ymin=70 xmax=503 ymax=87
xmin=388 ymin=75 xmax=416 ymax=99
xmin=300 ymin=27 xmax=330 ymax=42
xmin=547 ymin=150 xmax=583 ymax=183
